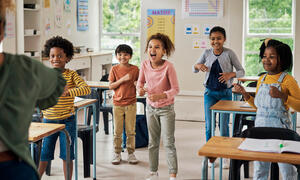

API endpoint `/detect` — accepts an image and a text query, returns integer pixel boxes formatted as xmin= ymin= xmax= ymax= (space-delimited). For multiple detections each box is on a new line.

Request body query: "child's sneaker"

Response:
xmin=145 ymin=171 xmax=158 ymax=180
xmin=128 ymin=153 xmax=138 ymax=164
xmin=111 ymin=153 xmax=121 ymax=165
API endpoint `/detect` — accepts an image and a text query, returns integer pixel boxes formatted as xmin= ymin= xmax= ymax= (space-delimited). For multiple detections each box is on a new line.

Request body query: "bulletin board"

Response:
xmin=147 ymin=9 xmax=175 ymax=43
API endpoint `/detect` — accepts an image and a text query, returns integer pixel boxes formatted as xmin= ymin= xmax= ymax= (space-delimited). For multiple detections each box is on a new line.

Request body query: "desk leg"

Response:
xmin=62 ymin=129 xmax=71 ymax=180
xmin=211 ymin=110 xmax=216 ymax=180
xmin=202 ymin=157 xmax=208 ymax=180
xmin=92 ymin=103 xmax=97 ymax=180
xmin=292 ymin=113 xmax=297 ymax=131
xmin=75 ymin=111 xmax=78 ymax=180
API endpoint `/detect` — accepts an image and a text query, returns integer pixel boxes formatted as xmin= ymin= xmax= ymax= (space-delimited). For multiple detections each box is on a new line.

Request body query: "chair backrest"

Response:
xmin=241 ymin=127 xmax=300 ymax=141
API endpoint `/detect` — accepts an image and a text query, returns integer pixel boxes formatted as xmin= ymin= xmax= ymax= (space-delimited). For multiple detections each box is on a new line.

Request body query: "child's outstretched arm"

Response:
xmin=109 ymin=73 xmax=131 ymax=90
xmin=67 ymin=71 xmax=91 ymax=97
xmin=233 ymin=83 xmax=256 ymax=109
xmin=194 ymin=64 xmax=209 ymax=72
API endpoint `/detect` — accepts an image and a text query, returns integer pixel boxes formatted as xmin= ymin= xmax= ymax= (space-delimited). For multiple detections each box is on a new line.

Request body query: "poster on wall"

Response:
xmin=5 ymin=11 xmax=15 ymax=38
xmin=54 ymin=0 xmax=63 ymax=28
xmin=77 ymin=0 xmax=89 ymax=31
xmin=182 ymin=0 xmax=223 ymax=19
xmin=64 ymin=0 xmax=71 ymax=12
xmin=147 ymin=9 xmax=175 ymax=43
xmin=44 ymin=0 xmax=50 ymax=8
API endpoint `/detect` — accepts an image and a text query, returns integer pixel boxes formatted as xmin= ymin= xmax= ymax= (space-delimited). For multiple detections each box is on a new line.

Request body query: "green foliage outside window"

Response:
xmin=102 ymin=0 xmax=141 ymax=66
xmin=245 ymin=0 xmax=293 ymax=76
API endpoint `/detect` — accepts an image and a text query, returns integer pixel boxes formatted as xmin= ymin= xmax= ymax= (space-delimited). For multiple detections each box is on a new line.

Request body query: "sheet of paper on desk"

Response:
xmin=74 ymin=97 xmax=85 ymax=103
xmin=238 ymin=138 xmax=281 ymax=153
xmin=238 ymin=138 xmax=300 ymax=154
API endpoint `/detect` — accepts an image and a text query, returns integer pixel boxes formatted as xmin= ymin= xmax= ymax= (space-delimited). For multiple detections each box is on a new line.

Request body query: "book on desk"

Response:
xmin=238 ymin=138 xmax=300 ymax=154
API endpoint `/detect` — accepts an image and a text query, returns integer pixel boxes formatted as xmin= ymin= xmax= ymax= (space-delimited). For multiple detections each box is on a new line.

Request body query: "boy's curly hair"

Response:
xmin=145 ymin=33 xmax=175 ymax=57
xmin=259 ymin=39 xmax=293 ymax=72
xmin=43 ymin=36 xmax=74 ymax=59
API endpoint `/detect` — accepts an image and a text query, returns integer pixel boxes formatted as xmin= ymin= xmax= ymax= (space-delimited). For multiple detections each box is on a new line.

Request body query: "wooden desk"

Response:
xmin=86 ymin=81 xmax=109 ymax=89
xmin=74 ymin=98 xmax=98 ymax=180
xmin=237 ymin=76 xmax=259 ymax=83
xmin=210 ymin=100 xmax=297 ymax=179
xmin=29 ymin=122 xmax=71 ymax=180
xmin=198 ymin=136 xmax=300 ymax=180
xmin=29 ymin=122 xmax=66 ymax=142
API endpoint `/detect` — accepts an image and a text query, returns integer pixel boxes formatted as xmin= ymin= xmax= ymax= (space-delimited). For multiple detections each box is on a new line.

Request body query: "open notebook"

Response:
xmin=238 ymin=138 xmax=300 ymax=154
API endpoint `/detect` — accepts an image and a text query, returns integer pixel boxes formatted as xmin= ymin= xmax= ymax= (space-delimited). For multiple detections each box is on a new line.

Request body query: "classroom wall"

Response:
xmin=141 ymin=0 xmax=243 ymax=120
xmin=3 ymin=0 xmax=100 ymax=54
xmin=40 ymin=0 xmax=100 ymax=51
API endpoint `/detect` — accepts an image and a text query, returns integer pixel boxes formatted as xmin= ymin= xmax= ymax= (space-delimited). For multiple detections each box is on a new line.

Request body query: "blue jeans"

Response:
xmin=204 ymin=88 xmax=232 ymax=141
xmin=0 ymin=160 xmax=38 ymax=180
xmin=40 ymin=115 xmax=75 ymax=161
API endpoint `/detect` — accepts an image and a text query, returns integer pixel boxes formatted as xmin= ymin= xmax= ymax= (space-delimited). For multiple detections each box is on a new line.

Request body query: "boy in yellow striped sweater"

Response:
xmin=38 ymin=36 xmax=91 ymax=179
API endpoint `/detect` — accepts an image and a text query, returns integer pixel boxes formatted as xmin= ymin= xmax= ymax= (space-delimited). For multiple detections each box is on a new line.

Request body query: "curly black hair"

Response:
xmin=115 ymin=44 xmax=133 ymax=56
xmin=259 ymin=39 xmax=293 ymax=72
xmin=43 ymin=36 xmax=74 ymax=59
xmin=145 ymin=33 xmax=175 ymax=57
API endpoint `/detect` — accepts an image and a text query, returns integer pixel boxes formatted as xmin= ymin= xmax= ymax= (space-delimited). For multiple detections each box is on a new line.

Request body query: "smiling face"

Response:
xmin=49 ymin=47 xmax=69 ymax=69
xmin=262 ymin=47 xmax=281 ymax=75
xmin=147 ymin=39 xmax=166 ymax=66
xmin=209 ymin=31 xmax=226 ymax=54
xmin=116 ymin=52 xmax=131 ymax=66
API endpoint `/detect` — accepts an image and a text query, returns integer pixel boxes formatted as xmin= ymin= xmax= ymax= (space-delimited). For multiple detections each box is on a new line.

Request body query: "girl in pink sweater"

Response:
xmin=137 ymin=33 xmax=179 ymax=180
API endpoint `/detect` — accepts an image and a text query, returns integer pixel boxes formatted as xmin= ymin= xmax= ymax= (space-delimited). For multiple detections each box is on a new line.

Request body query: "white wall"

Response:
xmin=141 ymin=0 xmax=243 ymax=120
xmin=40 ymin=0 xmax=100 ymax=51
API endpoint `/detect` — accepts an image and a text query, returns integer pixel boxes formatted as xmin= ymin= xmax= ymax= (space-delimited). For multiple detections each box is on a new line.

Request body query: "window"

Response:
xmin=101 ymin=0 xmax=141 ymax=66
xmin=243 ymin=0 xmax=295 ymax=76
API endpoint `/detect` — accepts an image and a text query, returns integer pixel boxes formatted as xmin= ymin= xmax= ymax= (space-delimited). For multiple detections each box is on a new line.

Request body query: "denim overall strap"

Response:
xmin=254 ymin=72 xmax=291 ymax=129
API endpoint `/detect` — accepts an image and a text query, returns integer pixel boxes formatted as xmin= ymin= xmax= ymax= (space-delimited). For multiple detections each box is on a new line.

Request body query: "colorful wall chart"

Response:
xmin=77 ymin=0 xmax=88 ymax=31
xmin=182 ymin=0 xmax=223 ymax=18
xmin=147 ymin=9 xmax=175 ymax=43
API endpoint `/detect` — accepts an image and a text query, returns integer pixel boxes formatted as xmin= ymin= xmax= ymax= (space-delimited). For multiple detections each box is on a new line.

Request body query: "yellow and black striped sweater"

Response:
xmin=42 ymin=69 xmax=91 ymax=120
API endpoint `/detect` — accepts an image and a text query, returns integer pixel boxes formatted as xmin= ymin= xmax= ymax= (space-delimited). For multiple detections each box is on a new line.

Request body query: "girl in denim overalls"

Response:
xmin=234 ymin=39 xmax=300 ymax=180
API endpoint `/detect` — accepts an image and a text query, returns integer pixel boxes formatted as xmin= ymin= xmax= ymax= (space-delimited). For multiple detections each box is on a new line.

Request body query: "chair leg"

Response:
xmin=243 ymin=161 xmax=249 ymax=178
xmin=103 ymin=112 xmax=109 ymax=135
xmin=45 ymin=160 xmax=51 ymax=176
xmin=270 ymin=163 xmax=279 ymax=180
xmin=80 ymin=132 xmax=91 ymax=178
xmin=229 ymin=159 xmax=244 ymax=180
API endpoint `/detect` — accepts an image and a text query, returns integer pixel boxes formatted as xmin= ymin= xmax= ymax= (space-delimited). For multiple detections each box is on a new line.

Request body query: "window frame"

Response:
xmin=242 ymin=0 xmax=296 ymax=74
xmin=99 ymin=0 xmax=141 ymax=52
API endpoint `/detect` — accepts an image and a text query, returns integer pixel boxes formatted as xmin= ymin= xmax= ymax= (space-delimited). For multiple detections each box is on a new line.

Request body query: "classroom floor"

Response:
xmin=41 ymin=116 xmax=300 ymax=180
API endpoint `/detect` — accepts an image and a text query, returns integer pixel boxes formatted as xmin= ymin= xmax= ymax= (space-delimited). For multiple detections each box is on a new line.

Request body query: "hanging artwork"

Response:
xmin=182 ymin=0 xmax=223 ymax=19
xmin=77 ymin=0 xmax=89 ymax=31
xmin=147 ymin=9 xmax=175 ymax=43
xmin=54 ymin=0 xmax=63 ymax=28
xmin=64 ymin=0 xmax=71 ymax=12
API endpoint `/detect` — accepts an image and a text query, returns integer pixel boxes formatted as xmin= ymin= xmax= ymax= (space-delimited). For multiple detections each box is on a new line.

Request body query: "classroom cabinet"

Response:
xmin=42 ymin=52 xmax=113 ymax=81
xmin=19 ymin=0 xmax=42 ymax=59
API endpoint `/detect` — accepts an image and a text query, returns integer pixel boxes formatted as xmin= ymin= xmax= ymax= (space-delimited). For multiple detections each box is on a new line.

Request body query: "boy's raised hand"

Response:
xmin=269 ymin=86 xmax=288 ymax=102
xmin=195 ymin=64 xmax=208 ymax=72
